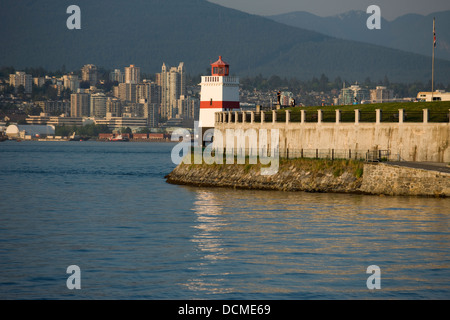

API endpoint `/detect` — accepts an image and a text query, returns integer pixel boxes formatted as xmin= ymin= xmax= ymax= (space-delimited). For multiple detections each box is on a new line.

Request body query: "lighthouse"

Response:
xmin=198 ymin=56 xmax=240 ymax=139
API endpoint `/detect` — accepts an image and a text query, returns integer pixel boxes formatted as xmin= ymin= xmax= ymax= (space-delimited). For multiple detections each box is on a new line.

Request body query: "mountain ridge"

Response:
xmin=1 ymin=0 xmax=449 ymax=83
xmin=268 ymin=9 xmax=450 ymax=62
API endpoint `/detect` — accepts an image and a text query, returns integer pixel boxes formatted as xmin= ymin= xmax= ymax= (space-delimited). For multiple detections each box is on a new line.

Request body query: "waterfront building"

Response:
xmin=25 ymin=113 xmax=51 ymax=125
xmin=94 ymin=114 xmax=148 ymax=131
xmin=47 ymin=115 xmax=84 ymax=127
xmin=70 ymin=92 xmax=90 ymax=117
xmin=198 ymin=56 xmax=240 ymax=134
xmin=90 ymin=92 xmax=107 ymax=118
xmin=5 ymin=124 xmax=55 ymax=139
xmin=25 ymin=113 xmax=85 ymax=127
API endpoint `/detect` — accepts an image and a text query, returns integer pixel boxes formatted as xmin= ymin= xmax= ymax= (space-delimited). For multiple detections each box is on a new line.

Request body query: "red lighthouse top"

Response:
xmin=211 ymin=56 xmax=229 ymax=76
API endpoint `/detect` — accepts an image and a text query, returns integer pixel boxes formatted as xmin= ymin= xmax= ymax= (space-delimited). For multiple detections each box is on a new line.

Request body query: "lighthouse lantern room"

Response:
xmin=198 ymin=56 xmax=240 ymax=131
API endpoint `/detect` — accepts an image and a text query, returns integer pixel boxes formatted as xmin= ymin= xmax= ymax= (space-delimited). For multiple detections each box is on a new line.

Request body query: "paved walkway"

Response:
xmin=386 ymin=161 xmax=450 ymax=174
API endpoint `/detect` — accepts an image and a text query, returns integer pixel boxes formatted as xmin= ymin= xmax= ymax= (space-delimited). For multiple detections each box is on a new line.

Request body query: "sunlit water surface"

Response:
xmin=0 ymin=141 xmax=448 ymax=299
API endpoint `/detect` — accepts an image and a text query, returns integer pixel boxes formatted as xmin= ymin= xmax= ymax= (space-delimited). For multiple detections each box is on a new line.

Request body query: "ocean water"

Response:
xmin=0 ymin=140 xmax=449 ymax=300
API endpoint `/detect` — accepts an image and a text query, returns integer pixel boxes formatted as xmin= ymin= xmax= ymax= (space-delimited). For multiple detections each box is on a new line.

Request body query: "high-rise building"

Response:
xmin=140 ymin=99 xmax=159 ymax=128
xmin=90 ymin=92 xmax=107 ymax=118
xmin=123 ymin=102 xmax=145 ymax=118
xmin=10 ymin=71 xmax=32 ymax=94
xmin=136 ymin=80 xmax=160 ymax=105
xmin=70 ymin=92 xmax=90 ymax=117
xmin=118 ymin=83 xmax=137 ymax=103
xmin=81 ymin=64 xmax=98 ymax=86
xmin=106 ymin=97 xmax=122 ymax=117
xmin=33 ymin=77 xmax=46 ymax=87
xmin=110 ymin=69 xmax=124 ymax=83
xmin=124 ymin=64 xmax=140 ymax=84
xmin=63 ymin=74 xmax=80 ymax=92
xmin=157 ymin=62 xmax=186 ymax=120
xmin=178 ymin=95 xmax=199 ymax=120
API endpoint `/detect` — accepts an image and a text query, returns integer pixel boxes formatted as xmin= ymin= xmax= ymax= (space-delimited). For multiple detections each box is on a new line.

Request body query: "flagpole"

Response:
xmin=432 ymin=17 xmax=435 ymax=100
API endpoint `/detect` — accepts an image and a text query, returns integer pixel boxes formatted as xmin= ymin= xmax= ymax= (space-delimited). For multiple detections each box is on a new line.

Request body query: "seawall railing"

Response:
xmin=192 ymin=147 xmax=395 ymax=162
xmin=215 ymin=109 xmax=450 ymax=124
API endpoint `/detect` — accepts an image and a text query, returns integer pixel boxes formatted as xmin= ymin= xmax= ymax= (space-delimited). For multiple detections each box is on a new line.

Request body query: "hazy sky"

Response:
xmin=207 ymin=0 xmax=450 ymax=20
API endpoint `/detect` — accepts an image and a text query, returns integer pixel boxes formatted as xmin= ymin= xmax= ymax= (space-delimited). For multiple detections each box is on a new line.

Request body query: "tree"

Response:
xmin=137 ymin=127 xmax=151 ymax=134
xmin=120 ymin=127 xmax=132 ymax=134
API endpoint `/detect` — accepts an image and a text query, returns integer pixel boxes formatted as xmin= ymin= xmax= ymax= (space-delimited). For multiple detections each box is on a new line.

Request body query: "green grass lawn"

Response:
xmin=277 ymin=101 xmax=450 ymax=122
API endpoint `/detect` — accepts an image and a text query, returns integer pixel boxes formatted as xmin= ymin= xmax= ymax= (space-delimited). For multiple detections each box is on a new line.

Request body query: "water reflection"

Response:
xmin=184 ymin=186 xmax=450 ymax=299
xmin=191 ymin=190 xmax=227 ymax=262
xmin=185 ymin=190 xmax=232 ymax=294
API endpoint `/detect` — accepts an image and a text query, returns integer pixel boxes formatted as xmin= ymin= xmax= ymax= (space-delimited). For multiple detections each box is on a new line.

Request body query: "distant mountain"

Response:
xmin=268 ymin=10 xmax=450 ymax=62
xmin=1 ymin=0 xmax=450 ymax=83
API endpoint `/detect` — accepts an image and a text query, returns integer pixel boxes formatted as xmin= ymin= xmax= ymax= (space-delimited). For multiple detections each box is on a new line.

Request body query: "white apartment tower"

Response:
xmin=90 ymin=92 xmax=107 ymax=118
xmin=124 ymin=64 xmax=141 ymax=84
xmin=157 ymin=62 xmax=186 ymax=120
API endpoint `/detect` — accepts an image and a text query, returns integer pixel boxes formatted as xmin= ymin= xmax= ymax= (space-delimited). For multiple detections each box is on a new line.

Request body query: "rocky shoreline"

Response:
xmin=166 ymin=159 xmax=450 ymax=197
xmin=166 ymin=159 xmax=364 ymax=194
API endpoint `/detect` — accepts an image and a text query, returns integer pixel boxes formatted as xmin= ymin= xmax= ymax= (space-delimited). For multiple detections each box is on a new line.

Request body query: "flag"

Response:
xmin=433 ymin=18 xmax=436 ymax=48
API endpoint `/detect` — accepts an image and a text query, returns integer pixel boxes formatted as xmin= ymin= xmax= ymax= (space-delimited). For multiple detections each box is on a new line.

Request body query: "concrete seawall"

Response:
xmin=166 ymin=160 xmax=450 ymax=197
xmin=214 ymin=121 xmax=450 ymax=163
xmin=213 ymin=109 xmax=450 ymax=162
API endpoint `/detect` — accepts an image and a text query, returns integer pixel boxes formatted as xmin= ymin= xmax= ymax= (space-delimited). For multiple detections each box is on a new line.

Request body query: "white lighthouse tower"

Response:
xmin=198 ymin=56 xmax=240 ymax=135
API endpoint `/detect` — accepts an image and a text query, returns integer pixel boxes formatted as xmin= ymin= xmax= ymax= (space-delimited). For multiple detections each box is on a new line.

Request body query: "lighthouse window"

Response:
xmin=213 ymin=67 xmax=218 ymax=74
xmin=210 ymin=98 xmax=213 ymax=106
